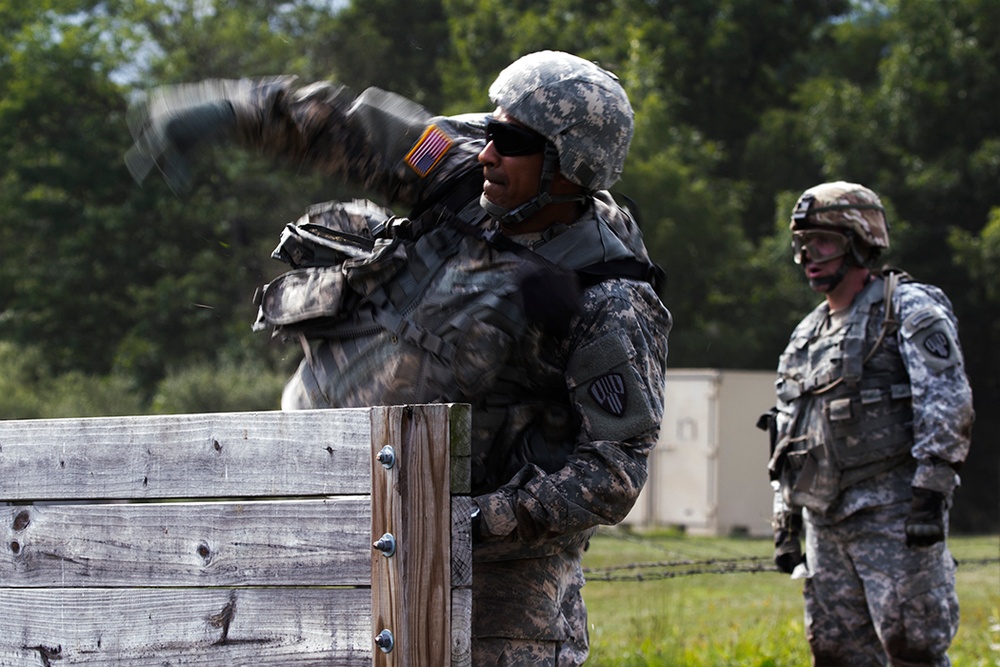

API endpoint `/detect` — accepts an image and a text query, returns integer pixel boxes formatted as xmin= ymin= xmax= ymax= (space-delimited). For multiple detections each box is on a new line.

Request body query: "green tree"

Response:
xmin=0 ymin=1 xmax=346 ymax=393
xmin=0 ymin=11 xmax=141 ymax=375
xmin=1 ymin=0 xmax=995 ymax=528
xmin=789 ymin=0 xmax=1000 ymax=530
xmin=319 ymin=0 xmax=450 ymax=110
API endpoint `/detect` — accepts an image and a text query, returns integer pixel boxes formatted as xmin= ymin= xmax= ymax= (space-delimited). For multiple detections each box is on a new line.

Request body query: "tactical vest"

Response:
xmin=773 ymin=273 xmax=914 ymax=512
xmin=253 ymin=190 xmax=662 ymax=494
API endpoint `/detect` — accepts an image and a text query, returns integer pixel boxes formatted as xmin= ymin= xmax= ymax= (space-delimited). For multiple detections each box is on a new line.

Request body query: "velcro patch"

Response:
xmin=567 ymin=330 xmax=658 ymax=441
xmin=901 ymin=305 xmax=960 ymax=374
xmin=405 ymin=125 xmax=453 ymax=177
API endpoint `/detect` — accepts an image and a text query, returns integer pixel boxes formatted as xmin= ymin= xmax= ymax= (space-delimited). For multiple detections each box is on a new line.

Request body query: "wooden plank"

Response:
xmin=1 ymin=498 xmax=371 ymax=587
xmin=0 ymin=409 xmax=372 ymax=500
xmin=370 ymin=405 xmax=455 ymax=667
xmin=0 ymin=587 xmax=371 ymax=666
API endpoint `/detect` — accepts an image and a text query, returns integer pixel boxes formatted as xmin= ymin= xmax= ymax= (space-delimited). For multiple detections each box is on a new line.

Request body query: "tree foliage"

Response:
xmin=0 ymin=7 xmax=139 ymax=375
xmin=0 ymin=0 xmax=995 ymax=529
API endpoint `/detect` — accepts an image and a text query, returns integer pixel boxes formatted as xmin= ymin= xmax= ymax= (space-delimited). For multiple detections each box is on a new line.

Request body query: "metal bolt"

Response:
xmin=373 ymin=532 xmax=396 ymax=557
xmin=374 ymin=628 xmax=394 ymax=653
xmin=376 ymin=445 xmax=396 ymax=469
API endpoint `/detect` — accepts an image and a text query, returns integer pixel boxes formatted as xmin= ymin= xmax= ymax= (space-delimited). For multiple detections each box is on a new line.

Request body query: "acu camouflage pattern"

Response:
xmin=771 ymin=270 xmax=973 ymax=664
xmin=127 ymin=74 xmax=486 ymax=205
xmin=772 ymin=276 xmax=914 ymax=514
xmin=790 ymin=181 xmax=890 ymax=249
xmin=473 ymin=546 xmax=590 ymax=666
xmin=136 ymin=66 xmax=669 ymax=664
xmin=252 ymin=199 xmax=393 ymax=330
xmin=277 ymin=193 xmax=670 ymax=659
xmin=488 ymin=51 xmax=634 ymax=191
xmin=803 ymin=501 xmax=959 ymax=666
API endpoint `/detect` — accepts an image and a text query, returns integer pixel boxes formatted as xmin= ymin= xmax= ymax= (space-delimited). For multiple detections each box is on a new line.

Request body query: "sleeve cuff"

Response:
xmin=473 ymin=491 xmax=518 ymax=540
xmin=913 ymin=460 xmax=960 ymax=495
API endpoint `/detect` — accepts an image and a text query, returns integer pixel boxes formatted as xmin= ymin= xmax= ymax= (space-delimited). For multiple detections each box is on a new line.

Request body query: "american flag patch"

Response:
xmin=405 ymin=125 xmax=453 ymax=177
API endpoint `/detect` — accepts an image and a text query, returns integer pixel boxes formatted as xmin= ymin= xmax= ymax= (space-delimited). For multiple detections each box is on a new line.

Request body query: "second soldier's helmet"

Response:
xmin=790 ymin=181 xmax=890 ymax=249
xmin=790 ymin=181 xmax=889 ymax=266
xmin=488 ymin=50 xmax=634 ymax=191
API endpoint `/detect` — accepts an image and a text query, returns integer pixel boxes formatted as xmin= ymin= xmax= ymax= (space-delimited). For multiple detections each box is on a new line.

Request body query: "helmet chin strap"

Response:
xmin=480 ymin=143 xmax=588 ymax=227
xmin=479 ymin=191 xmax=588 ymax=227
xmin=808 ymin=258 xmax=851 ymax=292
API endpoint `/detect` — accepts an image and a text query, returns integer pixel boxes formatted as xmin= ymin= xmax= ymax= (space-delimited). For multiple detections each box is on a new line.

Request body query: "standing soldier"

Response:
xmin=766 ymin=181 xmax=974 ymax=666
xmin=125 ymin=51 xmax=671 ymax=666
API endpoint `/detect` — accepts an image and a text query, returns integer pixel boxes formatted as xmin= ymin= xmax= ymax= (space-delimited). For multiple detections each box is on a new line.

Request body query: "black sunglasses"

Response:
xmin=484 ymin=117 xmax=548 ymax=156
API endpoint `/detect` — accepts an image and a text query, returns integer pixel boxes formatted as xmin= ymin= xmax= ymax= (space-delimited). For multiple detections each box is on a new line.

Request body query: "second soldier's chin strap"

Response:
xmin=807 ymin=231 xmax=873 ymax=292
xmin=480 ymin=143 xmax=589 ymax=226
xmin=808 ymin=260 xmax=851 ymax=292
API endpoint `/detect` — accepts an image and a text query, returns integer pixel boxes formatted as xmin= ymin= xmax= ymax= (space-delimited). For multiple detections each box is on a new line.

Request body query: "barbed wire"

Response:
xmin=587 ymin=528 xmax=999 ymax=582
xmin=585 ymin=556 xmax=774 ymax=581
xmin=584 ymin=556 xmax=999 ymax=582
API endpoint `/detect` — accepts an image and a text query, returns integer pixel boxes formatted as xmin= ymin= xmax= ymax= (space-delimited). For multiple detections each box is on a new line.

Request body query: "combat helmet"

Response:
xmin=790 ymin=181 xmax=889 ymax=268
xmin=482 ymin=51 xmax=634 ymax=225
xmin=489 ymin=50 xmax=634 ymax=191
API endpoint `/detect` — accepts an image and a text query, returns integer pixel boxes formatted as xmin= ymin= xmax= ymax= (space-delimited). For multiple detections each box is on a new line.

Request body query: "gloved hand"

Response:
xmin=773 ymin=512 xmax=804 ymax=574
xmin=124 ymin=83 xmax=238 ymax=193
xmin=519 ymin=264 xmax=582 ymax=338
xmin=905 ymin=487 xmax=946 ymax=547
xmin=774 ymin=527 xmax=804 ymax=574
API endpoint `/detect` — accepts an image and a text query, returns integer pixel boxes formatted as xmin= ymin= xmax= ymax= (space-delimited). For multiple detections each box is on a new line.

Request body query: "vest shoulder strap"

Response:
xmin=577 ymin=257 xmax=666 ymax=293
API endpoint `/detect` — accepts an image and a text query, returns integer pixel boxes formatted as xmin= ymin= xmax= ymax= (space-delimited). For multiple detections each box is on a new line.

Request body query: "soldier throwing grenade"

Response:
xmin=765 ymin=181 xmax=974 ymax=666
xmin=125 ymin=51 xmax=671 ymax=666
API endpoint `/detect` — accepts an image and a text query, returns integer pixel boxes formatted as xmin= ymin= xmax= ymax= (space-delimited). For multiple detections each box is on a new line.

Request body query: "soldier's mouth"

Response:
xmin=482 ymin=178 xmax=506 ymax=202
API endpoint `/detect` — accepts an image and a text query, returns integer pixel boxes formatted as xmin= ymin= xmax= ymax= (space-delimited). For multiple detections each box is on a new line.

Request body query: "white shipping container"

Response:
xmin=623 ymin=369 xmax=777 ymax=537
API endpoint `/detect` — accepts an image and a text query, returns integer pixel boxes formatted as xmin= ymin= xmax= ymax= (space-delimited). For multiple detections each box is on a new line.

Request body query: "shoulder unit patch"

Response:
xmin=405 ymin=124 xmax=453 ymax=177
xmin=923 ymin=331 xmax=951 ymax=359
xmin=589 ymin=372 xmax=627 ymax=417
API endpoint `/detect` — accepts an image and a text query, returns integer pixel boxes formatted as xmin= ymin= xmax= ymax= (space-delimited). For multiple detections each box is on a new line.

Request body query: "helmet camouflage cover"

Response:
xmin=790 ymin=181 xmax=890 ymax=250
xmin=488 ymin=50 xmax=634 ymax=191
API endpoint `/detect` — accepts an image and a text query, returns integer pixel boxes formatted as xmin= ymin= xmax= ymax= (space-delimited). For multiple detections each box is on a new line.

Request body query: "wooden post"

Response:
xmin=370 ymin=404 xmax=471 ymax=667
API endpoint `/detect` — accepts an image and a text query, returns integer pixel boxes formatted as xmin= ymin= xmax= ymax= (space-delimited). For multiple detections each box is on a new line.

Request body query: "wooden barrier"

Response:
xmin=0 ymin=404 xmax=471 ymax=666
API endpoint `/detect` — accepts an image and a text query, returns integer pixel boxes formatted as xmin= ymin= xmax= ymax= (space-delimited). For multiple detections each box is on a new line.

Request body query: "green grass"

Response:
xmin=582 ymin=528 xmax=999 ymax=666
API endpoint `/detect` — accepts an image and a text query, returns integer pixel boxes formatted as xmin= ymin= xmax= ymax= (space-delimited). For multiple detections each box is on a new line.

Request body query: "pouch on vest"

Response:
xmin=783 ymin=440 xmax=841 ymax=514
xmin=343 ymin=238 xmax=409 ymax=299
xmin=272 ymin=222 xmax=375 ymax=268
xmin=254 ymin=199 xmax=406 ymax=334
xmin=824 ymin=386 xmax=913 ymax=472
xmin=775 ymin=397 xmax=842 ymax=513
xmin=252 ymin=266 xmax=348 ymax=331
xmin=271 ymin=199 xmax=391 ymax=268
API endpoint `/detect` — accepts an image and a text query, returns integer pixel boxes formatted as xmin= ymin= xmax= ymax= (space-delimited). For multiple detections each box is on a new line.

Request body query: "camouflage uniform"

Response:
xmin=769 ymin=184 xmax=974 ymax=666
xmin=126 ymin=55 xmax=671 ymax=666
